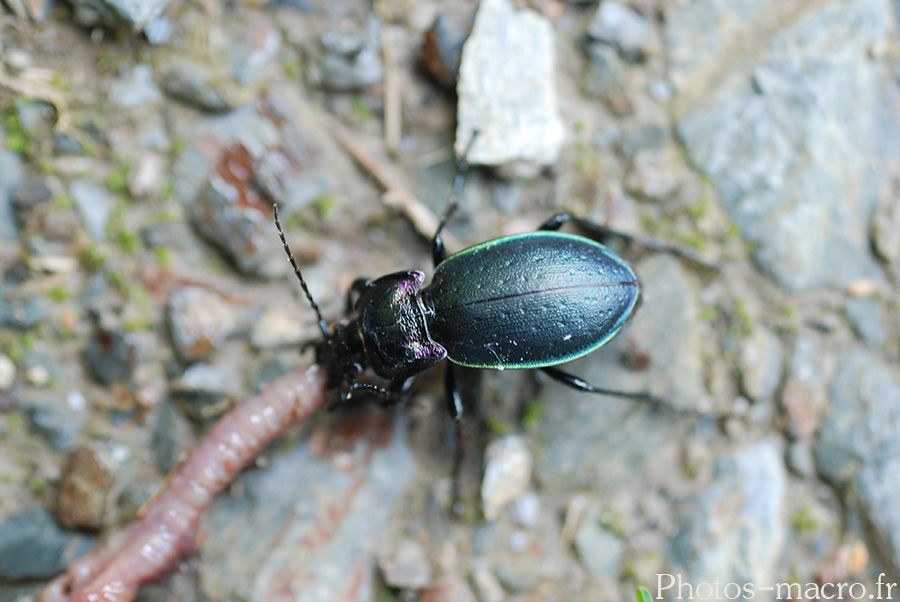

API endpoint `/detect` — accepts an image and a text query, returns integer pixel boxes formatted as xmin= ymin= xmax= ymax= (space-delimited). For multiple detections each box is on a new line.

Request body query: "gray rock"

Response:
xmin=109 ymin=64 xmax=163 ymax=108
xmin=53 ymin=132 xmax=84 ymax=155
xmin=69 ymin=0 xmax=175 ymax=29
xmin=151 ymin=398 xmax=191 ymax=474
xmin=815 ymin=347 xmax=900 ymax=573
xmin=574 ymin=510 xmax=624 ymax=579
xmin=167 ymin=287 xmax=238 ymax=362
xmin=315 ymin=16 xmax=383 ymax=92
xmin=228 ymin=19 xmax=281 ymax=86
xmin=168 ymin=362 xmax=239 ymax=425
xmin=56 ymin=447 xmax=116 ymax=529
xmin=185 ymin=124 xmax=321 ymax=277
xmin=191 ymin=173 xmax=279 ymax=276
xmin=587 ymin=0 xmax=660 ymax=62
xmin=669 ymin=440 xmax=786 ymax=588
xmin=25 ymin=401 xmax=80 ymax=449
xmin=481 ymin=435 xmax=532 ymax=521
xmin=159 ymin=60 xmax=235 ymax=113
xmin=0 ymin=150 xmax=24 ymax=240
xmin=583 ymin=43 xmax=632 ymax=117
xmin=126 ymin=151 xmax=167 ymax=199
xmin=786 ymin=439 xmax=816 ymax=478
xmin=378 ymin=539 xmax=431 ymax=590
xmin=534 ymin=254 xmax=705 ymax=491
xmin=171 ymin=104 xmax=281 ymax=206
xmin=0 ymin=285 xmax=46 ymax=328
xmin=844 ymin=297 xmax=886 ymax=346
xmin=70 ymin=180 xmax=114 ymax=241
xmin=143 ymin=17 xmax=172 ymax=44
xmin=0 ymin=148 xmax=24 ymax=195
xmin=420 ymin=14 xmax=470 ymax=90
xmin=618 ymin=124 xmax=667 ymax=159
xmin=252 ymin=136 xmax=330 ymax=217
xmin=737 ymin=326 xmax=783 ymax=401
xmin=671 ymin=0 xmax=896 ymax=290
xmin=198 ymin=411 xmax=415 ymax=602
xmin=84 ymin=319 xmax=137 ymax=385
xmin=10 ymin=175 xmax=52 ymax=225
xmin=0 ymin=190 xmax=16 ymax=240
xmin=0 ymin=508 xmax=93 ymax=580
xmin=455 ymin=0 xmax=564 ymax=176
xmin=781 ymin=337 xmax=830 ymax=440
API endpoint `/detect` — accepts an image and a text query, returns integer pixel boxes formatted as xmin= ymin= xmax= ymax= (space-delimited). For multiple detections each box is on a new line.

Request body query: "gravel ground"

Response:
xmin=1 ymin=0 xmax=900 ymax=601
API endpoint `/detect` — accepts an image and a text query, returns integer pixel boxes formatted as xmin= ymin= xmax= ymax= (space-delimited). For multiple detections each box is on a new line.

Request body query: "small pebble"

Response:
xmin=587 ymin=0 xmax=660 ymax=61
xmin=0 ymin=508 xmax=93 ymax=580
xmin=57 ymin=447 xmax=115 ymax=529
xmin=26 ymin=364 xmax=50 ymax=386
xmin=168 ymin=286 xmax=237 ymax=362
xmin=127 ymin=152 xmax=167 ymax=198
xmin=169 ymin=362 xmax=239 ymax=424
xmin=648 ymin=79 xmax=673 ymax=101
xmin=4 ymin=48 xmax=33 ymax=71
xmin=509 ymin=491 xmax=539 ymax=527
xmin=85 ymin=323 xmax=137 ymax=385
xmin=378 ymin=539 xmax=432 ymax=590
xmin=25 ymin=402 xmax=79 ymax=449
xmin=67 ymin=390 xmax=87 ymax=411
xmin=574 ymin=514 xmax=624 ymax=579
xmin=481 ymin=435 xmax=532 ymax=521
xmin=471 ymin=567 xmax=505 ymax=602
xmin=420 ymin=14 xmax=469 ymax=90
xmin=846 ymin=278 xmax=877 ymax=298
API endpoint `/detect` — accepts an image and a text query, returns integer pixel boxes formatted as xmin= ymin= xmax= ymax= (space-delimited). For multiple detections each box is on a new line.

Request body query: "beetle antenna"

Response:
xmin=273 ymin=204 xmax=329 ymax=337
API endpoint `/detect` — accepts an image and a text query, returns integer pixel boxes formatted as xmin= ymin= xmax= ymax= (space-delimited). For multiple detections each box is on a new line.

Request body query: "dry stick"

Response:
xmin=40 ymin=365 xmax=327 ymax=602
xmin=382 ymin=24 xmax=402 ymax=155
xmin=321 ymin=113 xmax=460 ymax=251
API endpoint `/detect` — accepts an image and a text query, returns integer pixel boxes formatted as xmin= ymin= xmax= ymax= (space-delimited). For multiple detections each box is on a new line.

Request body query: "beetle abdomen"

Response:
xmin=421 ymin=232 xmax=640 ymax=369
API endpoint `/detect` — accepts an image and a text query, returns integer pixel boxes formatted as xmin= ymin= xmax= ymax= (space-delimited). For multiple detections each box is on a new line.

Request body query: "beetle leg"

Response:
xmin=540 ymin=366 xmax=716 ymax=422
xmin=346 ymin=381 xmax=390 ymax=402
xmin=345 ymin=278 xmax=371 ymax=314
xmin=433 ymin=140 xmax=477 ymax=268
xmin=538 ymin=213 xmax=719 ymax=271
xmin=432 ymin=172 xmax=463 ymax=267
xmin=345 ymin=378 xmax=412 ymax=408
xmin=442 ymin=364 xmax=467 ymax=516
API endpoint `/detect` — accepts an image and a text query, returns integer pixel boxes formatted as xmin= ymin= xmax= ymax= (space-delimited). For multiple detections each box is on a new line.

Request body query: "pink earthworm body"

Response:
xmin=39 ymin=365 xmax=327 ymax=602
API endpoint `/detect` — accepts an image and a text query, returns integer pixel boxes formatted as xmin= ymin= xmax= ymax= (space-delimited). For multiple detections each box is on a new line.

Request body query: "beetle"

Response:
xmin=273 ymin=161 xmax=715 ymax=510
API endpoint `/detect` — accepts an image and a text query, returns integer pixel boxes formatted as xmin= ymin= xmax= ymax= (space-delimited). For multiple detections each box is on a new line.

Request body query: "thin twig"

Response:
xmin=321 ymin=113 xmax=460 ymax=251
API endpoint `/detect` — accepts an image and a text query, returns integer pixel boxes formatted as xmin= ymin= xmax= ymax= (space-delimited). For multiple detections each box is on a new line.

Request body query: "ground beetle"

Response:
xmin=274 ymin=160 xmax=714 ymax=510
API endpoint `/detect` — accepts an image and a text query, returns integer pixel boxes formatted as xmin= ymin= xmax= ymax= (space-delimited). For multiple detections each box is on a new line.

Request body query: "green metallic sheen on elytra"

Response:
xmin=419 ymin=231 xmax=640 ymax=369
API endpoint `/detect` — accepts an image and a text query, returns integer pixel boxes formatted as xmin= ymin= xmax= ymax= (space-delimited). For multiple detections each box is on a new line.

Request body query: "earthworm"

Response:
xmin=39 ymin=364 xmax=326 ymax=602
